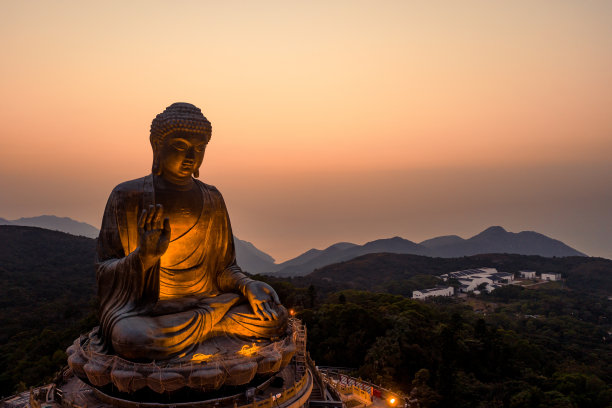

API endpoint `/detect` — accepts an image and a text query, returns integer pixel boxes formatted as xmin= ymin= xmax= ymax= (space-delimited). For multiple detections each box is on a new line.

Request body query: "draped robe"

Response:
xmin=94 ymin=174 xmax=285 ymax=360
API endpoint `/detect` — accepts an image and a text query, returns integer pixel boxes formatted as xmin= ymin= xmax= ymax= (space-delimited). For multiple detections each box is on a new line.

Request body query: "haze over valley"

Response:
xmin=0 ymin=216 xmax=590 ymax=276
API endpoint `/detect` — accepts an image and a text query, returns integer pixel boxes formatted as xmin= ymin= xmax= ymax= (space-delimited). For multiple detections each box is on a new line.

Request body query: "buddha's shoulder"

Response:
xmin=194 ymin=179 xmax=222 ymax=195
xmin=112 ymin=176 xmax=148 ymax=192
xmin=195 ymin=180 xmax=229 ymax=207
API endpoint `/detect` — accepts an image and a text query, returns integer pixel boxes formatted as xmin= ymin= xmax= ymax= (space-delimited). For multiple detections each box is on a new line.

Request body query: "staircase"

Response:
xmin=309 ymin=382 xmax=324 ymax=400
xmin=288 ymin=318 xmax=345 ymax=408
xmin=293 ymin=319 xmax=307 ymax=379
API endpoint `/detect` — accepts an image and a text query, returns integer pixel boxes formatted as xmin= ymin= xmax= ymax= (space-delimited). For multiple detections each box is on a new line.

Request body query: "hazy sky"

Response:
xmin=1 ymin=0 xmax=611 ymax=261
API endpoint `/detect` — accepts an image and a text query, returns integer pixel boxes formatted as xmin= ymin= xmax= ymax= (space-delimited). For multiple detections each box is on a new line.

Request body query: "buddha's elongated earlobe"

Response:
xmin=194 ymin=169 xmax=200 ymax=178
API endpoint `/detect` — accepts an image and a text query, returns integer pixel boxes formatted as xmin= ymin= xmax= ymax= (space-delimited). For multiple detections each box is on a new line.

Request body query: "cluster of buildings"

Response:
xmin=518 ymin=270 xmax=561 ymax=281
xmin=412 ymin=268 xmax=562 ymax=300
xmin=440 ymin=267 xmax=515 ymax=294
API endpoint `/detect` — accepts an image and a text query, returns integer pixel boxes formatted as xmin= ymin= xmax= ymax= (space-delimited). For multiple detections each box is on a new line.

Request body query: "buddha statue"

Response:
xmin=94 ymin=102 xmax=288 ymax=361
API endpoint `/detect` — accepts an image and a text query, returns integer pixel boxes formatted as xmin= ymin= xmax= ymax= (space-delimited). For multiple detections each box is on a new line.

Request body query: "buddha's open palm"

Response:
xmin=245 ymin=281 xmax=281 ymax=321
xmin=137 ymin=204 xmax=171 ymax=270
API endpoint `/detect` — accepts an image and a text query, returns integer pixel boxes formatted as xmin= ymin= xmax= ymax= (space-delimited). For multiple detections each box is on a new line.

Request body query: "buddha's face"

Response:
xmin=157 ymin=131 xmax=207 ymax=184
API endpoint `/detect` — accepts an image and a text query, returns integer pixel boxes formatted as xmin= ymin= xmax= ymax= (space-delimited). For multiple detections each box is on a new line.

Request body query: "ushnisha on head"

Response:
xmin=150 ymin=103 xmax=212 ymax=179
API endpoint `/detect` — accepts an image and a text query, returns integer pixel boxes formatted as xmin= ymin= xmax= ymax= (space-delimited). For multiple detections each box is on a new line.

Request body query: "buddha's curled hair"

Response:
xmin=150 ymin=102 xmax=212 ymax=147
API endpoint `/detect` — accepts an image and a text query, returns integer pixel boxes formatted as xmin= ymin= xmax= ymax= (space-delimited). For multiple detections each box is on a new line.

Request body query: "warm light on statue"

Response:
xmin=238 ymin=343 xmax=260 ymax=357
xmin=91 ymin=103 xmax=288 ymax=360
xmin=191 ymin=353 xmax=214 ymax=363
xmin=66 ymin=102 xmax=295 ymax=394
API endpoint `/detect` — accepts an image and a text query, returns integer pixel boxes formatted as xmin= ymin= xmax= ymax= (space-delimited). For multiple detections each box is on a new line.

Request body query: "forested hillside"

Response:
xmin=256 ymin=281 xmax=612 ymax=408
xmin=258 ymin=254 xmax=612 ymax=407
xmin=1 ymin=226 xmax=610 ymax=407
xmin=0 ymin=226 xmax=97 ymax=396
xmin=282 ymin=252 xmax=612 ymax=297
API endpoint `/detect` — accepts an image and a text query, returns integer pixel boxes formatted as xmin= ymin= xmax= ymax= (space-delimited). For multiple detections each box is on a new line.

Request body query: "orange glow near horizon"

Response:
xmin=1 ymin=1 xmax=611 ymax=261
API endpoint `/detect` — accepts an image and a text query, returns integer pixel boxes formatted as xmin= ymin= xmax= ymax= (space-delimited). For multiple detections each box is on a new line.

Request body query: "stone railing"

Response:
xmin=241 ymin=369 xmax=311 ymax=408
xmin=335 ymin=385 xmax=372 ymax=405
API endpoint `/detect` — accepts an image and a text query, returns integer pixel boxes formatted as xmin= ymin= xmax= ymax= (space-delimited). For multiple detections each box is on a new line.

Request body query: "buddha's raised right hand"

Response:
xmin=137 ymin=204 xmax=171 ymax=270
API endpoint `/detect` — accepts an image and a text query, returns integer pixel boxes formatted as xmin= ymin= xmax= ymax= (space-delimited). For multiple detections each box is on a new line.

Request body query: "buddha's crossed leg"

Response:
xmin=111 ymin=294 xmax=287 ymax=360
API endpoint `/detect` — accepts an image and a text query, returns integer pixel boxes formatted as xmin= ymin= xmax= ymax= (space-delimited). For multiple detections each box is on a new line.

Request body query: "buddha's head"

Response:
xmin=150 ymin=103 xmax=212 ymax=183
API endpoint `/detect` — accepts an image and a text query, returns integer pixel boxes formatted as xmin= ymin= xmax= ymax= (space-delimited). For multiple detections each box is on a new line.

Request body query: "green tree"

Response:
xmin=410 ymin=369 xmax=441 ymax=408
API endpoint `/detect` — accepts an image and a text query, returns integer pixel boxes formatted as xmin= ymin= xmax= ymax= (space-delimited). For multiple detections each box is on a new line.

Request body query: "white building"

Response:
xmin=520 ymin=270 xmax=536 ymax=279
xmin=413 ymin=286 xmax=454 ymax=300
xmin=440 ymin=268 xmax=502 ymax=281
xmin=541 ymin=272 xmax=562 ymax=281
xmin=440 ymin=268 xmax=514 ymax=294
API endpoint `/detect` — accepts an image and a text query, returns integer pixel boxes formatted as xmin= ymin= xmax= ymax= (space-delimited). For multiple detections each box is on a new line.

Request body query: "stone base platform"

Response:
xmin=53 ymin=363 xmax=312 ymax=408
xmin=1 ymin=364 xmax=312 ymax=408
xmin=67 ymin=326 xmax=296 ymax=394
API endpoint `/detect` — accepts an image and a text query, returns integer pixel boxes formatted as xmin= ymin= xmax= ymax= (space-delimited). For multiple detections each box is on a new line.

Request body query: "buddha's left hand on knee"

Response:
xmin=244 ymin=281 xmax=281 ymax=321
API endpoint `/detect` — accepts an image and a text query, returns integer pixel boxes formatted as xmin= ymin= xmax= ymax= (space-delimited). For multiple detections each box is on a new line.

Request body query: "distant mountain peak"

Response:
xmin=420 ymin=235 xmax=464 ymax=249
xmin=325 ymin=242 xmax=358 ymax=251
xmin=365 ymin=236 xmax=412 ymax=245
xmin=233 ymin=236 xmax=278 ymax=273
xmin=0 ymin=215 xmax=100 ymax=238
xmin=481 ymin=226 xmax=507 ymax=234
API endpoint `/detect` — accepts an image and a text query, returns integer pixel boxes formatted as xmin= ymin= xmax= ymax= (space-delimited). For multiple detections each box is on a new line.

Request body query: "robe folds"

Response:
xmin=94 ymin=174 xmax=282 ymax=359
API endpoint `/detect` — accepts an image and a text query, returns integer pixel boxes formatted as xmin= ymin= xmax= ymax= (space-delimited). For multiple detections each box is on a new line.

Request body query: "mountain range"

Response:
xmin=0 ymin=216 xmax=586 ymax=276
xmin=266 ymin=226 xmax=586 ymax=276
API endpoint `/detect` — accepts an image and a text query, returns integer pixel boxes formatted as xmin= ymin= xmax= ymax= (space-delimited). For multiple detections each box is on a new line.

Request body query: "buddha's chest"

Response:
xmin=154 ymin=189 xmax=203 ymax=239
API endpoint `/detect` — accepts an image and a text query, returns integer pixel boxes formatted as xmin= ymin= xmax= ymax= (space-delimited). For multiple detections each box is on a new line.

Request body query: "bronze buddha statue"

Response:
xmin=94 ymin=102 xmax=287 ymax=361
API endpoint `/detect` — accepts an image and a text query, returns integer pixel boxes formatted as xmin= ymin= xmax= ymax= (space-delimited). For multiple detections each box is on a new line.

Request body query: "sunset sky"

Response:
xmin=1 ymin=1 xmax=611 ymax=261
